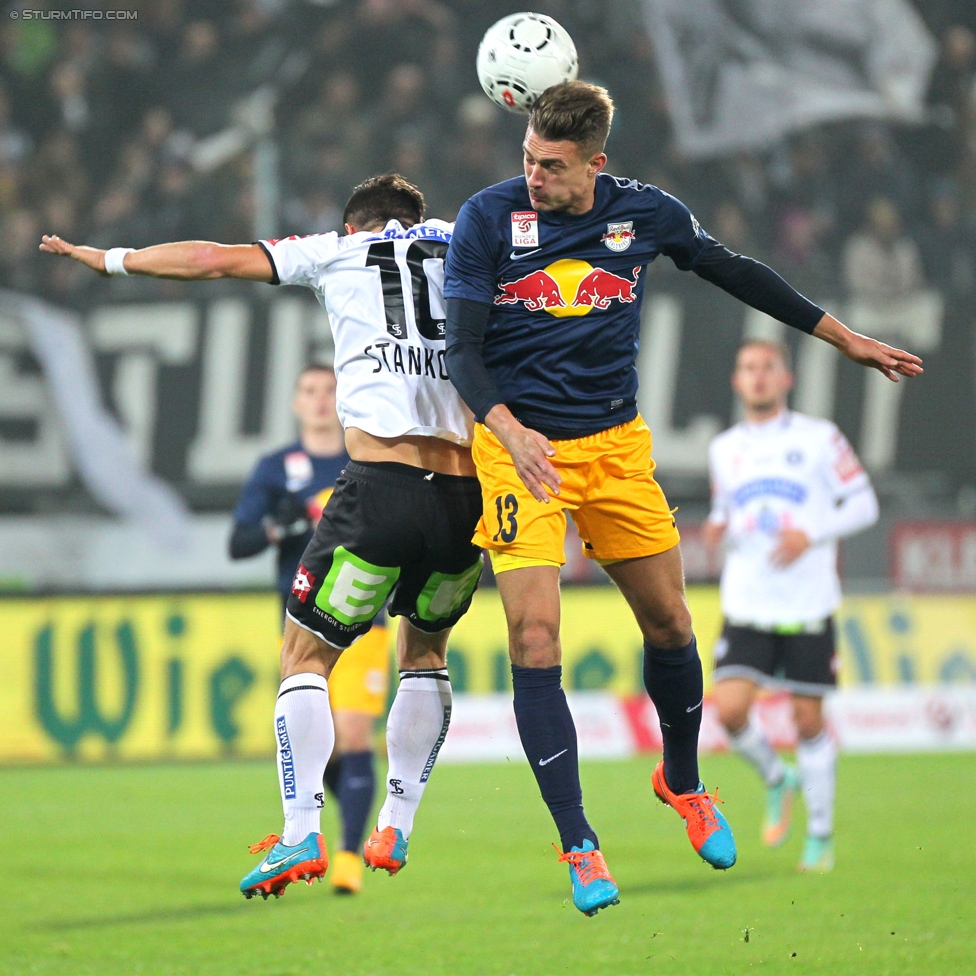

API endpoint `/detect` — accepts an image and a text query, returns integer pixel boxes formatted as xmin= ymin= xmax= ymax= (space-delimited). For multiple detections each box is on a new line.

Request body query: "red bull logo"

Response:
xmin=572 ymin=267 xmax=641 ymax=308
xmin=494 ymin=270 xmax=566 ymax=311
xmin=494 ymin=259 xmax=642 ymax=318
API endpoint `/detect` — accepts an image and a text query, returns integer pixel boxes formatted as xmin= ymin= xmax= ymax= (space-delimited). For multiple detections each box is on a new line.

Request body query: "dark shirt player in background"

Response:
xmin=230 ymin=363 xmax=388 ymax=896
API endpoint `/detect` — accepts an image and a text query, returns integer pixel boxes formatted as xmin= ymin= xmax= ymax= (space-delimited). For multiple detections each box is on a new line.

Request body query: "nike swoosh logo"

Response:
xmin=259 ymin=850 xmax=304 ymax=873
xmin=509 ymin=248 xmax=542 ymax=261
xmin=686 ymin=698 xmax=704 ymax=713
xmin=539 ymin=748 xmax=568 ymax=766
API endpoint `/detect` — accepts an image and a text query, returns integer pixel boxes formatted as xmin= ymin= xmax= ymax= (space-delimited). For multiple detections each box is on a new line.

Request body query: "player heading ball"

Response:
xmin=443 ymin=79 xmax=922 ymax=915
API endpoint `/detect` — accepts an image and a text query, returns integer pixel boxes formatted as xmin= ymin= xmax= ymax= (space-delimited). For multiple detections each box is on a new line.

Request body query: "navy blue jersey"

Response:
xmin=444 ymin=173 xmax=717 ymax=437
xmin=232 ymin=442 xmax=348 ymax=599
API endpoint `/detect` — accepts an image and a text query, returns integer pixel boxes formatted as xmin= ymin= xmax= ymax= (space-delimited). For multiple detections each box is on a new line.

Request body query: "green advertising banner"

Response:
xmin=1 ymin=588 xmax=975 ymax=763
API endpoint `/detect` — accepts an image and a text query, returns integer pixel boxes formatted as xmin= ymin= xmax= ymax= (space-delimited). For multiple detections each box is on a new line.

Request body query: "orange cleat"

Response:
xmin=651 ymin=761 xmax=737 ymax=869
xmin=363 ymin=826 xmax=408 ymax=876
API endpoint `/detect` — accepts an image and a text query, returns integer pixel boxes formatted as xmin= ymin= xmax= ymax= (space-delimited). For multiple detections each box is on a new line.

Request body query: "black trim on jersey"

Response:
xmin=256 ymin=240 xmax=280 ymax=285
xmin=276 ymin=684 xmax=328 ymax=699
xmin=444 ymin=296 xmax=502 ymax=423
xmin=692 ymin=244 xmax=824 ymax=334
xmin=399 ymin=669 xmax=451 ymax=681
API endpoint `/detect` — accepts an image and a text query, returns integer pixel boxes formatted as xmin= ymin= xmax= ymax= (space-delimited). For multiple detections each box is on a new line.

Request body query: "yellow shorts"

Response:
xmin=328 ymin=624 xmax=390 ymax=716
xmin=471 ymin=415 xmax=679 ymax=566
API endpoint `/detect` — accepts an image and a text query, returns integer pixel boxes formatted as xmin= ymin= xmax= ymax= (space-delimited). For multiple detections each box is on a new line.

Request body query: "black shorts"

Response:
xmin=711 ymin=619 xmax=837 ymax=696
xmin=286 ymin=461 xmax=483 ymax=648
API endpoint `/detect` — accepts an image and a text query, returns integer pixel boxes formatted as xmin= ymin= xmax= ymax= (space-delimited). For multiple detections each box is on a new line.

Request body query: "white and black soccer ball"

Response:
xmin=476 ymin=12 xmax=578 ymax=115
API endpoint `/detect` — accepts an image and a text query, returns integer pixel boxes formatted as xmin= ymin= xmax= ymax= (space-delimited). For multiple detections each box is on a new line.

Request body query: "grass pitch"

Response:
xmin=2 ymin=753 xmax=973 ymax=975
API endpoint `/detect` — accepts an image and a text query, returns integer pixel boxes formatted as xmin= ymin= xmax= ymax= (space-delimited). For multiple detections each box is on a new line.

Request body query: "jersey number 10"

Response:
xmin=366 ymin=240 xmax=448 ymax=342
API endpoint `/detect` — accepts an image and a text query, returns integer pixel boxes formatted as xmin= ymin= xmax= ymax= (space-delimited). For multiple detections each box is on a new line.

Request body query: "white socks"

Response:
xmin=275 ymin=673 xmax=335 ymax=846
xmin=729 ymin=717 xmax=785 ymax=787
xmin=377 ymin=669 xmax=452 ymax=840
xmin=797 ymin=730 xmax=837 ymax=839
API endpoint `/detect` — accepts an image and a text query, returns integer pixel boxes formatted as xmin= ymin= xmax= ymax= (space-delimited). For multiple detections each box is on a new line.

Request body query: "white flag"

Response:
xmin=644 ymin=0 xmax=937 ymax=158
xmin=2 ymin=291 xmax=191 ymax=548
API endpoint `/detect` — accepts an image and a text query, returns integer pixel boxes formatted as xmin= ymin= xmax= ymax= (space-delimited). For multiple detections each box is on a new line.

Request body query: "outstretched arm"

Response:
xmin=690 ymin=245 xmax=923 ymax=382
xmin=39 ymin=234 xmax=275 ymax=282
xmin=811 ymin=312 xmax=922 ymax=382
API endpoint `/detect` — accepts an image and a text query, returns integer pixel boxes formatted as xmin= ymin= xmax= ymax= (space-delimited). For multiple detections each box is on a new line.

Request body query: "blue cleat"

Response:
xmin=652 ymin=761 xmax=737 ymax=869
xmin=556 ymin=839 xmax=620 ymax=917
xmin=240 ymin=832 xmax=328 ymax=899
xmin=798 ymin=834 xmax=834 ymax=873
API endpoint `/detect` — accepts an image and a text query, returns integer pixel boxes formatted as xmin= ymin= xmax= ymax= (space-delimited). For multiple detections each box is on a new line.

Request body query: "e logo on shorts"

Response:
xmin=415 ymin=558 xmax=483 ymax=622
xmin=316 ymin=546 xmax=400 ymax=626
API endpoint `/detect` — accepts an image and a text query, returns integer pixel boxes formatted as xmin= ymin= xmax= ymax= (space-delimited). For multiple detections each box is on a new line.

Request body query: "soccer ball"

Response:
xmin=476 ymin=12 xmax=578 ymax=115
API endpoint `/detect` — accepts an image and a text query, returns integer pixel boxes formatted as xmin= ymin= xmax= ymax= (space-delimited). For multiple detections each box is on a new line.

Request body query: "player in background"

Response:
xmin=703 ymin=340 xmax=878 ymax=872
xmin=443 ymin=81 xmax=921 ymax=916
xmin=230 ymin=363 xmax=389 ymax=895
xmin=41 ymin=175 xmax=483 ymax=901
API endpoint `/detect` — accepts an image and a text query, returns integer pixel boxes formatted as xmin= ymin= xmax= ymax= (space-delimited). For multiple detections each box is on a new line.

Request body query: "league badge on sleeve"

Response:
xmin=602 ymin=222 xmax=635 ymax=252
xmin=511 ymin=211 xmax=540 ymax=248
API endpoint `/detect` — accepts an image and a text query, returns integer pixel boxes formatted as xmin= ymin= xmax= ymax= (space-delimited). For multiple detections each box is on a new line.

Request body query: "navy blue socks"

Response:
xmin=323 ymin=757 xmax=341 ymax=800
xmin=323 ymin=751 xmax=376 ymax=852
xmin=336 ymin=750 xmax=375 ymax=853
xmin=642 ymin=636 xmax=703 ymax=795
xmin=512 ymin=664 xmax=598 ymax=853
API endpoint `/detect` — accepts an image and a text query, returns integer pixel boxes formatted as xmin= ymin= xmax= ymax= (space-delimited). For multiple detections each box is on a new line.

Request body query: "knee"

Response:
xmin=397 ymin=620 xmax=449 ymax=671
xmin=795 ymin=714 xmax=824 ymax=740
xmin=510 ymin=617 xmax=561 ymax=669
xmin=280 ymin=623 xmax=336 ymax=678
xmin=792 ymin=698 xmax=824 ymax=740
xmin=716 ymin=699 xmax=749 ymax=734
xmin=333 ymin=713 xmax=374 ymax=754
xmin=639 ymin=598 xmax=693 ymax=649
xmin=712 ymin=679 xmax=754 ymax=733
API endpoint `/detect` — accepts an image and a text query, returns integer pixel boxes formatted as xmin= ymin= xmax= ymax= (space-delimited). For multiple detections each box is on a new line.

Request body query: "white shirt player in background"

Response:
xmin=702 ymin=339 xmax=878 ymax=873
xmin=40 ymin=174 xmax=480 ymax=897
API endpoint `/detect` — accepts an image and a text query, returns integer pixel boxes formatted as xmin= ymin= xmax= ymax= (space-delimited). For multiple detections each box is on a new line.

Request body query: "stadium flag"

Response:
xmin=0 ymin=292 xmax=190 ymax=547
xmin=643 ymin=0 xmax=937 ymax=158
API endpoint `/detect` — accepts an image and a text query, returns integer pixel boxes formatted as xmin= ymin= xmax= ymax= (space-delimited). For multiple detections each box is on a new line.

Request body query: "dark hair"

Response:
xmin=342 ymin=174 xmax=425 ymax=229
xmin=737 ymin=339 xmax=793 ymax=372
xmin=528 ymin=81 xmax=615 ymax=157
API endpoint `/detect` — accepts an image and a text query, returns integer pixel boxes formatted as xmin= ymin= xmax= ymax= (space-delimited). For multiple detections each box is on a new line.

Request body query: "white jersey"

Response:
xmin=261 ymin=219 xmax=473 ymax=445
xmin=707 ymin=411 xmax=876 ymax=626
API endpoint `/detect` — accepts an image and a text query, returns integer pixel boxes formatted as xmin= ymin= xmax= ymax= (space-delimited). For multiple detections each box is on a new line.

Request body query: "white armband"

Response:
xmin=104 ymin=247 xmax=135 ymax=276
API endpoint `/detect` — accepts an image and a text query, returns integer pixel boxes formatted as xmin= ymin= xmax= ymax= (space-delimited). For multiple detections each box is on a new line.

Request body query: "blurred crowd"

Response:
xmin=2 ymin=0 xmax=976 ymax=308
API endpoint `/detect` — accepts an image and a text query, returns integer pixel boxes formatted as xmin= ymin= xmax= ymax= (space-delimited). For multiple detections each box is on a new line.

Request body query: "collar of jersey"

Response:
xmin=743 ymin=409 xmax=792 ymax=435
